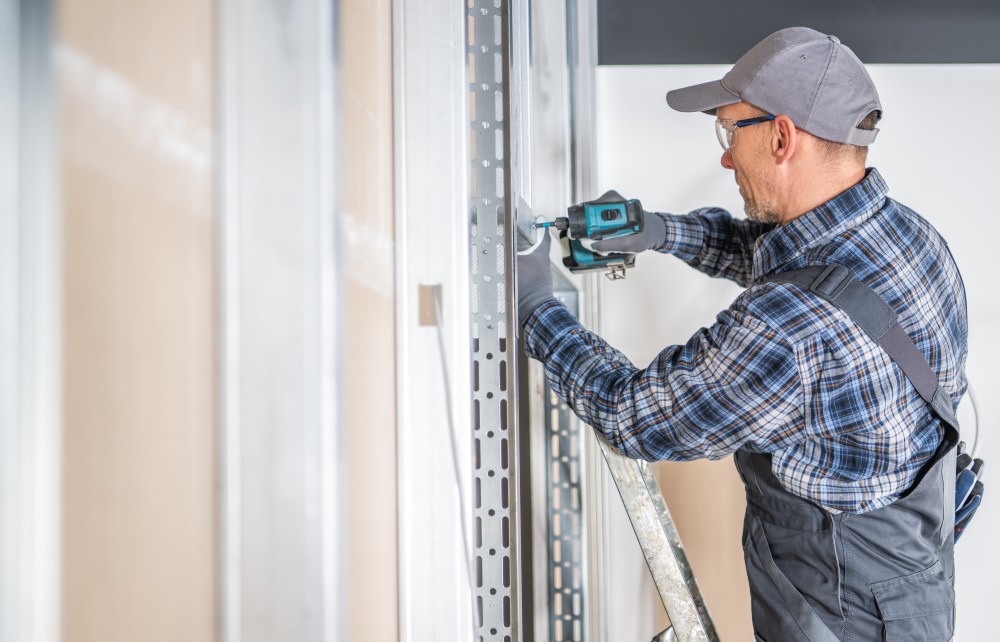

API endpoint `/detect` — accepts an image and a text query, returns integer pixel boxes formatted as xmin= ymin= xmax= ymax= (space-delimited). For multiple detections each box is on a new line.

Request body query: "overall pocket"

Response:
xmin=870 ymin=560 xmax=954 ymax=641
xmin=744 ymin=516 xmax=841 ymax=642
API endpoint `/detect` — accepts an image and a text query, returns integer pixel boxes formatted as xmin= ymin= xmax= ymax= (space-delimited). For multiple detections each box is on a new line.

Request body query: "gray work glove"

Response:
xmin=589 ymin=189 xmax=667 ymax=254
xmin=516 ymin=229 xmax=554 ymax=323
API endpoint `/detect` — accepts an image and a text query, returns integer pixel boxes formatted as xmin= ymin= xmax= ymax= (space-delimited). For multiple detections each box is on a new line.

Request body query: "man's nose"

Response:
xmin=721 ymin=149 xmax=735 ymax=170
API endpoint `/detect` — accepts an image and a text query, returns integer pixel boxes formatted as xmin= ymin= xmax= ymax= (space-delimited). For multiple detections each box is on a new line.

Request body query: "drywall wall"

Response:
xmin=343 ymin=0 xmax=398 ymax=640
xmin=57 ymin=0 xmax=216 ymax=639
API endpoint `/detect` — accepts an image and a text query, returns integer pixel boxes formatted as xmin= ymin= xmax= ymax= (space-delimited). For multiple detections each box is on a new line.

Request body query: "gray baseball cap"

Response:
xmin=666 ymin=27 xmax=881 ymax=146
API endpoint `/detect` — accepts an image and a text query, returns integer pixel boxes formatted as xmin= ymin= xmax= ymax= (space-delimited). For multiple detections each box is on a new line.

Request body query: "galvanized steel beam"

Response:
xmin=217 ymin=1 xmax=342 ymax=639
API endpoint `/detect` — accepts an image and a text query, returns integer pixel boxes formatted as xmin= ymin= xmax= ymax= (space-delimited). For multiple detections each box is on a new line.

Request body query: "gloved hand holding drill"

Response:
xmin=517 ymin=189 xmax=669 ymax=322
xmin=588 ymin=190 xmax=667 ymax=255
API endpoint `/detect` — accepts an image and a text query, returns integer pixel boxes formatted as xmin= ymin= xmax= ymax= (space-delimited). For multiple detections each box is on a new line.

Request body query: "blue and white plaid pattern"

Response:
xmin=524 ymin=169 xmax=968 ymax=513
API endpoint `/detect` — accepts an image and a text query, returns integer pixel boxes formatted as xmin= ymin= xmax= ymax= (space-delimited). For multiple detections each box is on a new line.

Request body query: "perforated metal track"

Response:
xmin=546 ymin=387 xmax=585 ymax=641
xmin=468 ymin=0 xmax=515 ymax=640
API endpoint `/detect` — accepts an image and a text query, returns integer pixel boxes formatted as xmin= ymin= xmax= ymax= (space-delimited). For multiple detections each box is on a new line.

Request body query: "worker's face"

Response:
xmin=717 ymin=103 xmax=780 ymax=224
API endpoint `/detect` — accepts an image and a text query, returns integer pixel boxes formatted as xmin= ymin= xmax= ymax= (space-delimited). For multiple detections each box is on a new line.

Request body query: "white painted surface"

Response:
xmin=394 ymin=0 xmax=476 ymax=640
xmin=596 ymin=64 xmax=1000 ymax=640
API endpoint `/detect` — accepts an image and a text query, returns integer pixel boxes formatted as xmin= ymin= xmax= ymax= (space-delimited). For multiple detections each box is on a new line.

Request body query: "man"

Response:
xmin=517 ymin=27 xmax=967 ymax=641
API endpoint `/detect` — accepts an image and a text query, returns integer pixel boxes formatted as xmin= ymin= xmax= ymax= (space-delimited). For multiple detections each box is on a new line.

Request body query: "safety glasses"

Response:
xmin=715 ymin=115 xmax=775 ymax=151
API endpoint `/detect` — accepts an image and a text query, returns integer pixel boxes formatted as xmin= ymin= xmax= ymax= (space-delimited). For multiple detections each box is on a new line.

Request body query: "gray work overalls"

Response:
xmin=740 ymin=266 xmax=960 ymax=642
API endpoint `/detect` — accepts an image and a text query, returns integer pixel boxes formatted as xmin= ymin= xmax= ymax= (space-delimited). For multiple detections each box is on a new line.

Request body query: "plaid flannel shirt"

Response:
xmin=524 ymin=169 xmax=968 ymax=513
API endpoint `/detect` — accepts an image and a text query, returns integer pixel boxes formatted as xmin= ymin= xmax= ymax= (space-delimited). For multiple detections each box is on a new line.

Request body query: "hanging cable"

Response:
xmin=966 ymin=381 xmax=983 ymax=458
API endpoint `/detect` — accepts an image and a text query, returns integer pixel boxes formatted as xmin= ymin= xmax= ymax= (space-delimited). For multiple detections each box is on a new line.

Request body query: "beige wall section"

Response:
xmin=656 ymin=460 xmax=750 ymax=639
xmin=342 ymin=1 xmax=398 ymax=641
xmin=57 ymin=0 xmax=216 ymax=641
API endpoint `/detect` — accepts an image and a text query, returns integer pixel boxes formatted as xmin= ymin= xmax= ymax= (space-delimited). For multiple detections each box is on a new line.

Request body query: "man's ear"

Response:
xmin=772 ymin=114 xmax=796 ymax=164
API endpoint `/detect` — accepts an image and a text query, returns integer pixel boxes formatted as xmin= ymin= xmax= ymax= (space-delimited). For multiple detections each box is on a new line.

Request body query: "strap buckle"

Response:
xmin=808 ymin=264 xmax=853 ymax=300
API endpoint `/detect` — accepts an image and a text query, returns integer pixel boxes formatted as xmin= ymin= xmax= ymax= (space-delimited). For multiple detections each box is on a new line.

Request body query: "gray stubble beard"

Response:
xmin=741 ymin=187 xmax=781 ymax=225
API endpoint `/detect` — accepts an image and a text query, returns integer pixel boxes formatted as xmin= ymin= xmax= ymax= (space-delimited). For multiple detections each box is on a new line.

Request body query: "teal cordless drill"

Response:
xmin=535 ymin=190 xmax=645 ymax=279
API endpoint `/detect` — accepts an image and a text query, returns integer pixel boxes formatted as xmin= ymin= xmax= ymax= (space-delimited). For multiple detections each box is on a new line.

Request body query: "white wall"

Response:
xmin=597 ymin=64 xmax=1000 ymax=640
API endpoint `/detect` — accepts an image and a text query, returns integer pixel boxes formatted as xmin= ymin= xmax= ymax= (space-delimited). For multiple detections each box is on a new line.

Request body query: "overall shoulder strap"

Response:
xmin=764 ymin=265 xmax=959 ymax=455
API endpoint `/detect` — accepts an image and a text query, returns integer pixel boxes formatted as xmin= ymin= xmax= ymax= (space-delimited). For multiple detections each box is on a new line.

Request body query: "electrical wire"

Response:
xmin=966 ymin=381 xmax=983 ymax=458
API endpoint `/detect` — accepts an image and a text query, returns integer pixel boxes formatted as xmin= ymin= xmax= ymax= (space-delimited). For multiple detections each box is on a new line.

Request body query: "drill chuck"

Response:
xmin=535 ymin=218 xmax=569 ymax=232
